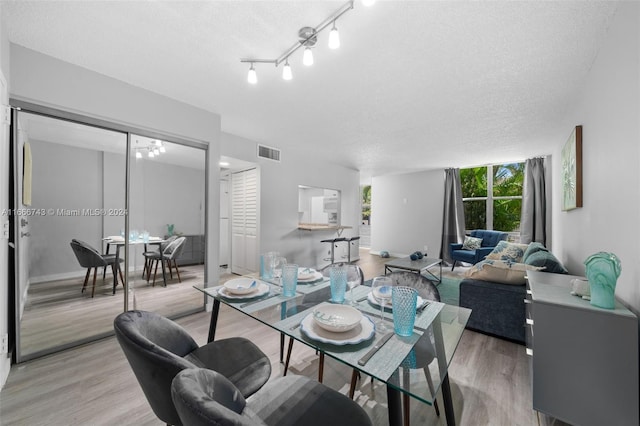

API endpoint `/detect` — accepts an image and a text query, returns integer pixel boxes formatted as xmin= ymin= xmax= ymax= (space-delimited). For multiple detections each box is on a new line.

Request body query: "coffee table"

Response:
xmin=384 ymin=256 xmax=442 ymax=284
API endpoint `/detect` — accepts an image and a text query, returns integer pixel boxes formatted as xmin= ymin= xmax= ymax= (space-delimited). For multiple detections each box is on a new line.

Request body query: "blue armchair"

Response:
xmin=450 ymin=230 xmax=508 ymax=270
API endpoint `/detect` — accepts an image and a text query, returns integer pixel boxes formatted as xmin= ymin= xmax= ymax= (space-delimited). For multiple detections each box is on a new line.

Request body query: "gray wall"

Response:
xmin=370 ymin=169 xmax=444 ymax=257
xmin=553 ymin=2 xmax=640 ymax=313
xmin=221 ymin=132 xmax=360 ymax=269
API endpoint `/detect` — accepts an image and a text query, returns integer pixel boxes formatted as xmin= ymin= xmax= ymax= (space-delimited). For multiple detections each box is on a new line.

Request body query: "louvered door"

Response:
xmin=230 ymin=168 xmax=258 ymax=275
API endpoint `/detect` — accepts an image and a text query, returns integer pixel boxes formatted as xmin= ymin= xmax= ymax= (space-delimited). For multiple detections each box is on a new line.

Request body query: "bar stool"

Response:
xmin=346 ymin=236 xmax=360 ymax=263
xmin=321 ymin=237 xmax=346 ymax=264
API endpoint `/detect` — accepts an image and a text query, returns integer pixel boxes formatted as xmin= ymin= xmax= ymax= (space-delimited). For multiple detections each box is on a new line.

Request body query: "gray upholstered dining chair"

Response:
xmin=282 ymin=262 xmax=364 ymax=382
xmin=378 ymin=271 xmax=442 ymax=419
xmin=114 ymin=310 xmax=272 ymax=426
xmin=142 ymin=235 xmax=177 ymax=280
xmin=145 ymin=236 xmax=186 ymax=286
xmin=70 ymin=239 xmax=123 ymax=298
xmin=171 ymin=367 xmax=373 ymax=426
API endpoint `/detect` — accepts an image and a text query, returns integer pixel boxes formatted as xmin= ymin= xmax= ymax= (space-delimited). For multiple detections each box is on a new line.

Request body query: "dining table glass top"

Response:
xmin=194 ymin=272 xmax=471 ymax=406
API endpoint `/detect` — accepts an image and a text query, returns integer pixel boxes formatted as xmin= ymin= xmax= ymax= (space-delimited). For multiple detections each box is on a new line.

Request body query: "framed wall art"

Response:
xmin=561 ymin=125 xmax=583 ymax=211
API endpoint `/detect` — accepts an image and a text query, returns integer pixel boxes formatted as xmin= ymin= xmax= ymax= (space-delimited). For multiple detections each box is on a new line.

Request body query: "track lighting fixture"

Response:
xmin=134 ymin=138 xmax=167 ymax=160
xmin=328 ymin=22 xmax=340 ymax=49
xmin=282 ymin=60 xmax=293 ymax=80
xmin=241 ymin=0 xmax=370 ymax=84
xmin=247 ymin=64 xmax=257 ymax=84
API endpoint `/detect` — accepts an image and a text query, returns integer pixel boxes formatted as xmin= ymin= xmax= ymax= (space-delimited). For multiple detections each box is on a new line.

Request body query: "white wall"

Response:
xmin=0 ymin=0 xmax=10 ymax=388
xmin=370 ymin=170 xmax=444 ymax=257
xmin=221 ymin=132 xmax=360 ymax=269
xmin=553 ymin=2 xmax=640 ymax=312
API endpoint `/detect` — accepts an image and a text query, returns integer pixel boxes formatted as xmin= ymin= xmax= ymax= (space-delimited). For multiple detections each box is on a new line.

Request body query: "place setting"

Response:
xmin=216 ymin=277 xmax=271 ymax=301
xmin=298 ymin=303 xmax=375 ymax=346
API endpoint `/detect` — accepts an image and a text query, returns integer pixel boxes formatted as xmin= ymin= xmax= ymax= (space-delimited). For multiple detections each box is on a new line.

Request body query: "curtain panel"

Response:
xmin=520 ymin=157 xmax=546 ymax=245
xmin=440 ymin=168 xmax=466 ymax=264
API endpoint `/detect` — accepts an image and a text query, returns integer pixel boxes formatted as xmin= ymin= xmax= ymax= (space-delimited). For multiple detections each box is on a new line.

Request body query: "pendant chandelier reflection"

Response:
xmin=134 ymin=139 xmax=166 ymax=160
xmin=241 ymin=0 xmax=374 ymax=84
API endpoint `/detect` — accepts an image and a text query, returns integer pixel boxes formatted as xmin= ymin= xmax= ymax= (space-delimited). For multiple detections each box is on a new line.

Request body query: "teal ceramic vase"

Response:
xmin=167 ymin=224 xmax=174 ymax=236
xmin=584 ymin=252 xmax=621 ymax=309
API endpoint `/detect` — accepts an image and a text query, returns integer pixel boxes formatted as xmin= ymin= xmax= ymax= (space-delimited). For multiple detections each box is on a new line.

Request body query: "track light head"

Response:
xmin=247 ymin=64 xmax=257 ymax=84
xmin=282 ymin=60 xmax=293 ymax=80
xmin=328 ymin=22 xmax=340 ymax=49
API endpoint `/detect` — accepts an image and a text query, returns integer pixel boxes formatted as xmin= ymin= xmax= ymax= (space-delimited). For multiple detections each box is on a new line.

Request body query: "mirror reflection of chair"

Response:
xmin=144 ymin=236 xmax=186 ymax=287
xmin=70 ymin=239 xmax=124 ymax=298
xmin=114 ymin=310 xmax=272 ymax=426
xmin=142 ymin=235 xmax=177 ymax=280
xmin=283 ymin=263 xmax=364 ymax=383
xmin=171 ymin=368 xmax=372 ymax=426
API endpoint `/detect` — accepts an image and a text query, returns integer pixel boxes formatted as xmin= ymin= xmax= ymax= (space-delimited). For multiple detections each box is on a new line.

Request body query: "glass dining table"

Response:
xmin=194 ymin=275 xmax=471 ymax=426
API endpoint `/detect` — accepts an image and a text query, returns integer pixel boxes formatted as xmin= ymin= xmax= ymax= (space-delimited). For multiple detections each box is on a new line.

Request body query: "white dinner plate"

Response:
xmin=300 ymin=312 xmax=375 ymax=345
xmin=367 ymin=291 xmax=425 ymax=311
xmin=217 ymin=282 xmax=270 ymax=300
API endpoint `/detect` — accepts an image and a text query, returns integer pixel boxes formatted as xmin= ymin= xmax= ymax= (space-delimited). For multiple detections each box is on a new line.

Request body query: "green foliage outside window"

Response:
xmin=460 ymin=163 xmax=524 ymax=232
xmin=361 ymin=185 xmax=371 ymax=223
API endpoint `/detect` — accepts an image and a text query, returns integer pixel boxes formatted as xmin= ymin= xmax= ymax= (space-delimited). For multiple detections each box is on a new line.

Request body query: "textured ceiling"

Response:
xmin=2 ymin=1 xmax=619 ymax=181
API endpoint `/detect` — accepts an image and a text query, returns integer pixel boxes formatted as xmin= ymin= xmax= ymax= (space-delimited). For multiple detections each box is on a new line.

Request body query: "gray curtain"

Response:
xmin=440 ymin=168 xmax=465 ymax=264
xmin=520 ymin=157 xmax=546 ymax=245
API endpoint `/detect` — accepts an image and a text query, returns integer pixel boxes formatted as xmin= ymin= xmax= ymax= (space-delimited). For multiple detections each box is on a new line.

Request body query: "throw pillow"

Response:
xmin=465 ymin=259 xmax=544 ymax=285
xmin=522 ymin=242 xmax=548 ymax=263
xmin=524 ymin=250 xmax=568 ymax=274
xmin=486 ymin=241 xmax=529 ymax=263
xmin=462 ymin=236 xmax=483 ymax=250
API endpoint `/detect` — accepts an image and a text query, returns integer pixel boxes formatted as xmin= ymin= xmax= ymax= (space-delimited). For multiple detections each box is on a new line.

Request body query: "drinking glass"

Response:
xmin=271 ymin=256 xmax=287 ymax=280
xmin=281 ymin=264 xmax=298 ymax=297
xmin=371 ymin=276 xmax=393 ymax=332
xmin=329 ymin=265 xmax=348 ymax=303
xmin=346 ymin=265 xmax=362 ymax=306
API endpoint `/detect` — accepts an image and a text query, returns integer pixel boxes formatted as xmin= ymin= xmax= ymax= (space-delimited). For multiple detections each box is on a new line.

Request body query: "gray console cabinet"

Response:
xmin=526 ymin=271 xmax=638 ymax=426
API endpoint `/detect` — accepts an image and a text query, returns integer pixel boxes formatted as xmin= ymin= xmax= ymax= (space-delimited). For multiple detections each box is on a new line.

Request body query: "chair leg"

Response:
xmin=173 ymin=260 xmax=182 ymax=283
xmin=152 ymin=260 xmax=159 ymax=286
xmin=451 ymin=260 xmax=456 ymax=271
xmin=91 ymin=267 xmax=97 ymax=298
xmin=318 ymin=353 xmax=325 ymax=383
xmin=349 ymin=369 xmax=359 ymax=399
xmin=424 ymin=366 xmax=441 ymax=417
xmin=81 ymin=268 xmax=91 ymax=293
xmin=118 ymin=264 xmax=124 ymax=287
xmin=167 ymin=259 xmax=173 ymax=279
xmin=283 ymin=337 xmax=294 ymax=376
xmin=112 ymin=263 xmax=118 ymax=295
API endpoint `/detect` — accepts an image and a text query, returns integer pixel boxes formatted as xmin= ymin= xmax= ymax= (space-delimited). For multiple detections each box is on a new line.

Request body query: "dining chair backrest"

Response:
xmin=386 ymin=271 xmax=441 ymax=302
xmin=114 ymin=310 xmax=199 ymax=426
xmin=160 ymin=235 xmax=178 ymax=251
xmin=171 ymin=368 xmax=249 ymax=426
xmin=70 ymin=240 xmax=107 ymax=268
xmin=163 ymin=236 xmax=186 ymax=260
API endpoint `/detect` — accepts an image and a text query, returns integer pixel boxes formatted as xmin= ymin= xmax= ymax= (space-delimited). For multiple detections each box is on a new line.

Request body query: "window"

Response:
xmin=460 ymin=162 xmax=524 ymax=234
xmin=361 ymin=184 xmax=371 ymax=224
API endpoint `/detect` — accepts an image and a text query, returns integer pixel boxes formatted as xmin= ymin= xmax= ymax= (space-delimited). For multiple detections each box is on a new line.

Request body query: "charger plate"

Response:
xmin=218 ymin=282 xmax=269 ymax=300
xmin=367 ymin=292 xmax=425 ymax=311
xmin=300 ymin=312 xmax=375 ymax=345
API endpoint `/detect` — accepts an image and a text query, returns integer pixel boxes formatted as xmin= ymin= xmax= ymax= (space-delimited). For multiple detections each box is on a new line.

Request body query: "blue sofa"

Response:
xmin=449 ymin=230 xmax=508 ymax=270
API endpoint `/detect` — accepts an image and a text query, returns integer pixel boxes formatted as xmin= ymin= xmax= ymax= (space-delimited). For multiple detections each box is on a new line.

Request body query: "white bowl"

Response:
xmin=312 ymin=304 xmax=362 ymax=333
xmin=223 ymin=278 xmax=259 ymax=295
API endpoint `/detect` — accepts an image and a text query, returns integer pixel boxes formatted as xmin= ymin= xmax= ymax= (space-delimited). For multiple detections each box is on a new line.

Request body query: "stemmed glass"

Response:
xmin=346 ymin=265 xmax=362 ymax=306
xmin=371 ymin=276 xmax=393 ymax=332
xmin=271 ymin=256 xmax=287 ymax=280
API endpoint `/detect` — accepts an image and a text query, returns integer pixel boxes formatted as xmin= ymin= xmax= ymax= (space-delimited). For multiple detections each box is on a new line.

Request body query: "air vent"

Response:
xmin=257 ymin=144 xmax=281 ymax=162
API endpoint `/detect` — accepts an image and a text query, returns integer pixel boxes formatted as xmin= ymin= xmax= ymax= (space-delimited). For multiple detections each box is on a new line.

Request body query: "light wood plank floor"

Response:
xmin=1 ymin=250 xmax=565 ymax=425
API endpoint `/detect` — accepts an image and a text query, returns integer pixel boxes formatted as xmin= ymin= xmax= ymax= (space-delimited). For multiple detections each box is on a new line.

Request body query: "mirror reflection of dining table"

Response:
xmin=102 ymin=235 xmax=166 ymax=283
xmin=194 ymin=272 xmax=471 ymax=426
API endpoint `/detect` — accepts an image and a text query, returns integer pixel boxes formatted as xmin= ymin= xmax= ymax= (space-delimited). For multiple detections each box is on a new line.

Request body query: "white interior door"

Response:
xmin=231 ymin=168 xmax=258 ymax=275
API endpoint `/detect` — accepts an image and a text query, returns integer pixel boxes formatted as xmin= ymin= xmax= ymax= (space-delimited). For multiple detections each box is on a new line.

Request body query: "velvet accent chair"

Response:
xmin=171 ymin=368 xmax=373 ymax=426
xmin=282 ymin=262 xmax=364 ymax=382
xmin=114 ymin=310 xmax=271 ymax=426
xmin=144 ymin=236 xmax=186 ymax=287
xmin=449 ymin=230 xmax=508 ymax=270
xmin=70 ymin=239 xmax=123 ymax=298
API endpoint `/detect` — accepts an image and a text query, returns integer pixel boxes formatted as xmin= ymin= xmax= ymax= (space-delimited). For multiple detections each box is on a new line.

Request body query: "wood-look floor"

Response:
xmin=1 ymin=250 xmax=566 ymax=425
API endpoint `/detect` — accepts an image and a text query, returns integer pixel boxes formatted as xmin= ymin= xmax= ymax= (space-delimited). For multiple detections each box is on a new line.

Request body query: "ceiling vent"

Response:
xmin=257 ymin=144 xmax=281 ymax=162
